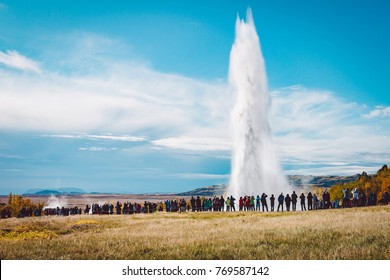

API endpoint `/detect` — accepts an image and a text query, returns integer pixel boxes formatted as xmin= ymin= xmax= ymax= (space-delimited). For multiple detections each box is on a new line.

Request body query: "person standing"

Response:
xmin=180 ymin=199 xmax=186 ymax=212
xmin=270 ymin=194 xmax=275 ymax=211
xmin=196 ymin=196 xmax=201 ymax=212
xmin=219 ymin=196 xmax=225 ymax=211
xmin=313 ymin=194 xmax=318 ymax=210
xmin=245 ymin=196 xmax=250 ymax=211
xmin=277 ymin=193 xmax=284 ymax=212
xmin=342 ymin=188 xmax=350 ymax=208
xmin=116 ymin=201 xmax=122 ymax=215
xmin=300 ymin=193 xmax=306 ymax=211
xmin=165 ymin=200 xmax=171 ymax=212
xmin=225 ymin=196 xmax=231 ymax=212
xmin=190 ymin=196 xmax=195 ymax=212
xmin=353 ymin=188 xmax=359 ymax=207
xmin=285 ymin=194 xmax=292 ymax=211
xmin=261 ymin=193 xmax=268 ymax=212
xmin=230 ymin=196 xmax=236 ymax=211
xmin=256 ymin=195 xmax=261 ymax=211
xmin=323 ymin=189 xmax=331 ymax=209
xmin=307 ymin=192 xmax=313 ymax=210
xmin=239 ymin=197 xmax=243 ymax=211
xmin=250 ymin=196 xmax=255 ymax=211
xmin=291 ymin=191 xmax=298 ymax=211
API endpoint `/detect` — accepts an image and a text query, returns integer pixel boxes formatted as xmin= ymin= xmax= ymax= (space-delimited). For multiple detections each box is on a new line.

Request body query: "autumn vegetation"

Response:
xmin=328 ymin=164 xmax=390 ymax=202
xmin=1 ymin=194 xmax=44 ymax=218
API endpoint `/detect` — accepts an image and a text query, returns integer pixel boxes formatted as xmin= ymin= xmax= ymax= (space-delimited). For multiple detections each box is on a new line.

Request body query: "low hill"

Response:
xmin=287 ymin=174 xmax=359 ymax=188
xmin=23 ymin=187 xmax=86 ymax=196
xmin=177 ymin=184 xmax=227 ymax=196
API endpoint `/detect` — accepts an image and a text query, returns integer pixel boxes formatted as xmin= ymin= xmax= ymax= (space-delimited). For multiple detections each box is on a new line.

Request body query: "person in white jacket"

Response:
xmin=353 ymin=188 xmax=359 ymax=207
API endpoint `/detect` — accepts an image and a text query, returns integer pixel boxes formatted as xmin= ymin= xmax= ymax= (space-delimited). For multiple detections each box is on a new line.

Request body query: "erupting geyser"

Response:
xmin=228 ymin=9 xmax=290 ymax=199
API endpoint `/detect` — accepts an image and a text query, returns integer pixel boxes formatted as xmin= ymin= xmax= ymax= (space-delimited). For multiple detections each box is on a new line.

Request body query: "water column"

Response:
xmin=228 ymin=9 xmax=290 ymax=199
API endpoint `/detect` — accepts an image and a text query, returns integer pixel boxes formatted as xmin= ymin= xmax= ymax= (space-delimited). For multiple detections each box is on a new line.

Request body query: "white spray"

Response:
xmin=228 ymin=9 xmax=291 ymax=199
xmin=43 ymin=195 xmax=68 ymax=209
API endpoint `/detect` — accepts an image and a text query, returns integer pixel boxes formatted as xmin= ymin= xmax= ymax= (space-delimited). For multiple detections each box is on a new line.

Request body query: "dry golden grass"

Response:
xmin=0 ymin=205 xmax=389 ymax=260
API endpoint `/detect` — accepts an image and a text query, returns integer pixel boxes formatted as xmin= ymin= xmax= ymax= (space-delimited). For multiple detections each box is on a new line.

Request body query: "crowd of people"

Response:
xmin=0 ymin=206 xmax=42 ymax=219
xmin=341 ymin=188 xmax=383 ymax=208
xmin=1 ymin=189 xmax=389 ymax=219
xmin=88 ymin=201 xmax=163 ymax=215
xmin=83 ymin=189 xmax=389 ymax=215
xmin=44 ymin=206 xmax=83 ymax=216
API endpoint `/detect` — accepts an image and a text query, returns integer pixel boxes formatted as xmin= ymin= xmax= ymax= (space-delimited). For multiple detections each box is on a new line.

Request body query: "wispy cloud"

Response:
xmin=0 ymin=153 xmax=23 ymax=159
xmin=270 ymin=86 xmax=390 ymax=175
xmin=284 ymin=165 xmax=379 ymax=176
xmin=362 ymin=106 xmax=390 ymax=119
xmin=46 ymin=134 xmax=147 ymax=142
xmin=151 ymin=137 xmax=231 ymax=151
xmin=0 ymin=50 xmax=41 ymax=73
xmin=0 ymin=3 xmax=7 ymax=10
xmin=1 ymin=169 xmax=21 ymax=172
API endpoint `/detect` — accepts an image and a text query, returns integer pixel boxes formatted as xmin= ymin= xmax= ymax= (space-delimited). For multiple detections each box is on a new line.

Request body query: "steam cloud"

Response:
xmin=44 ymin=195 xmax=68 ymax=209
xmin=228 ymin=9 xmax=291 ymax=198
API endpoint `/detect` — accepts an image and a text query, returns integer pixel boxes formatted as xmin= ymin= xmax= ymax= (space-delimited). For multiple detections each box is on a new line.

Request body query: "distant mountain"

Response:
xmin=177 ymin=175 xmax=360 ymax=196
xmin=33 ymin=190 xmax=61 ymax=195
xmin=23 ymin=187 xmax=86 ymax=195
xmin=177 ymin=184 xmax=227 ymax=196
xmin=287 ymin=175 xmax=359 ymax=188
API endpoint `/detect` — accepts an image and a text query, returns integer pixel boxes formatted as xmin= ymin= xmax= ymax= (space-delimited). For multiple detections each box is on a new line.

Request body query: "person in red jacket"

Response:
xmin=245 ymin=196 xmax=250 ymax=211
xmin=239 ymin=197 xmax=244 ymax=211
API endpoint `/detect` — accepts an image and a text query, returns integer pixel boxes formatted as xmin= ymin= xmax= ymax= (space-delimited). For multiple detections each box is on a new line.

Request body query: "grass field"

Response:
xmin=0 ymin=205 xmax=389 ymax=260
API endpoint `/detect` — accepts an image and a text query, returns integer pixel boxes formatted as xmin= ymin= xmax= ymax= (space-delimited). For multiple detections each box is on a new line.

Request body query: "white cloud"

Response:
xmin=0 ymin=34 xmax=388 ymax=176
xmin=151 ymin=137 xmax=231 ymax=151
xmin=0 ymin=50 xmax=41 ymax=73
xmin=0 ymin=47 xmax=230 ymax=137
xmin=0 ymin=3 xmax=7 ymax=10
xmin=269 ymin=86 xmax=390 ymax=175
xmin=284 ymin=165 xmax=379 ymax=176
xmin=362 ymin=106 xmax=390 ymax=119
xmin=47 ymin=134 xmax=147 ymax=142
xmin=270 ymin=86 xmax=356 ymax=135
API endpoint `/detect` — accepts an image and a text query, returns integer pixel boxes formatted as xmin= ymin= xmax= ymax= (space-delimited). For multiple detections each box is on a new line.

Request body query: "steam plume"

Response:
xmin=228 ymin=9 xmax=291 ymax=198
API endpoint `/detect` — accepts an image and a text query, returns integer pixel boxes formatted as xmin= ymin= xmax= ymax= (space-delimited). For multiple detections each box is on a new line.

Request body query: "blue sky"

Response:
xmin=0 ymin=0 xmax=389 ymax=194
